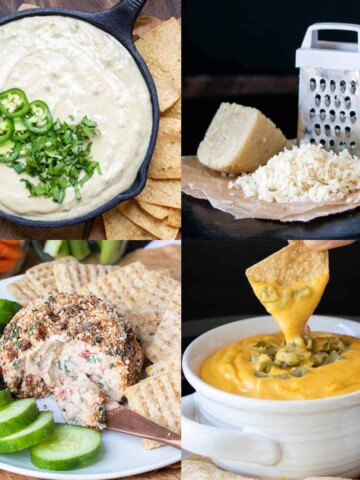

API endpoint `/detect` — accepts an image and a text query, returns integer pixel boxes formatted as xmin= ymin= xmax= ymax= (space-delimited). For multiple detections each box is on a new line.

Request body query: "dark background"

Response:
xmin=182 ymin=241 xmax=360 ymax=393
xmin=182 ymin=0 xmax=360 ymax=154
xmin=183 ymin=0 xmax=360 ymax=77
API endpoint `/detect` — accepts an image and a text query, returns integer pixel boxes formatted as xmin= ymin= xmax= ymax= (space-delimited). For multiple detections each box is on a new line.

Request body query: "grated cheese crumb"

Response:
xmin=229 ymin=144 xmax=360 ymax=202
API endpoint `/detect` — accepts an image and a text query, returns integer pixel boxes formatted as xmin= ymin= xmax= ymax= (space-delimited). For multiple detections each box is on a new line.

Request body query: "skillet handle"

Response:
xmin=93 ymin=0 xmax=147 ymax=36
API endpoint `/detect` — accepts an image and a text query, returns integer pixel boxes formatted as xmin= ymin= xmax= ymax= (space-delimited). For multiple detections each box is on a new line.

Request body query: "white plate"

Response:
xmin=0 ymin=275 xmax=180 ymax=479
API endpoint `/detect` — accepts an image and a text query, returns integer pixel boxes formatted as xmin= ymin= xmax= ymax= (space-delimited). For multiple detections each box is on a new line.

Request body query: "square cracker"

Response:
xmin=54 ymin=263 xmax=118 ymax=294
xmin=148 ymin=118 xmax=181 ymax=180
xmin=26 ymin=256 xmax=77 ymax=296
xmin=103 ymin=208 xmax=157 ymax=240
xmin=245 ymin=241 xmax=329 ymax=286
xmin=146 ymin=285 xmax=181 ymax=363
xmin=118 ymin=201 xmax=178 ymax=240
xmin=80 ymin=262 xmax=180 ymax=339
xmin=145 ymin=359 xmax=174 ymax=377
xmin=137 ymin=201 xmax=169 ymax=220
xmin=126 ymin=370 xmax=181 ymax=449
xmin=136 ymin=179 xmax=181 ymax=209
xmin=7 ymin=277 xmax=39 ymax=304
xmin=135 ymin=18 xmax=181 ymax=112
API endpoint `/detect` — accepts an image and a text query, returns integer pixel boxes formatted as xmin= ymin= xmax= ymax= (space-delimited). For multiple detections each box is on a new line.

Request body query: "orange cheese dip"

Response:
xmin=200 ymin=272 xmax=360 ymax=400
xmin=200 ymin=332 xmax=360 ymax=400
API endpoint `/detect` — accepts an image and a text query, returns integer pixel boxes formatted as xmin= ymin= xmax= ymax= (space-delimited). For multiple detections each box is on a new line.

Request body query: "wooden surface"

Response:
xmin=0 ymin=0 xmax=181 ymax=240
xmin=1 ymin=242 xmax=181 ymax=479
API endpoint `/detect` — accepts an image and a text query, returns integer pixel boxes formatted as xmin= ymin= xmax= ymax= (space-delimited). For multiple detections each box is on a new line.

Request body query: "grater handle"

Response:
xmin=302 ymin=22 xmax=360 ymax=52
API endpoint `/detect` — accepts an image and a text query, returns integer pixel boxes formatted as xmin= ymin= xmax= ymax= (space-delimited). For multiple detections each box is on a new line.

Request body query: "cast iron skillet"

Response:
xmin=0 ymin=0 xmax=159 ymax=228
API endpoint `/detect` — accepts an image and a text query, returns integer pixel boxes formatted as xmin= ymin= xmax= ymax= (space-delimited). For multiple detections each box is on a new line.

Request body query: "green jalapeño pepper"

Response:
xmin=0 ymin=88 xmax=29 ymax=118
xmin=12 ymin=118 xmax=30 ymax=141
xmin=23 ymin=100 xmax=53 ymax=134
xmin=0 ymin=115 xmax=14 ymax=144
xmin=0 ymin=140 xmax=20 ymax=163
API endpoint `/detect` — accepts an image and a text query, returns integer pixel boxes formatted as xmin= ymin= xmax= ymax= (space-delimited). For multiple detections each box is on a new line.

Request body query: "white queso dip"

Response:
xmin=0 ymin=16 xmax=152 ymax=221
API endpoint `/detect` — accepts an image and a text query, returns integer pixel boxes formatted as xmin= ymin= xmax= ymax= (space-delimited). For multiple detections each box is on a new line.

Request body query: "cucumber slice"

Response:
xmin=0 ymin=398 xmax=39 ymax=438
xmin=0 ymin=298 xmax=22 ymax=332
xmin=0 ymin=411 xmax=54 ymax=453
xmin=30 ymin=424 xmax=102 ymax=471
xmin=0 ymin=389 xmax=12 ymax=409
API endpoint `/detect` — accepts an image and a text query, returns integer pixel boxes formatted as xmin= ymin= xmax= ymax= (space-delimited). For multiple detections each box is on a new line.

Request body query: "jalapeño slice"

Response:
xmin=12 ymin=118 xmax=30 ymax=141
xmin=23 ymin=100 xmax=53 ymax=135
xmin=0 ymin=89 xmax=29 ymax=119
xmin=0 ymin=116 xmax=14 ymax=144
xmin=0 ymin=140 xmax=20 ymax=163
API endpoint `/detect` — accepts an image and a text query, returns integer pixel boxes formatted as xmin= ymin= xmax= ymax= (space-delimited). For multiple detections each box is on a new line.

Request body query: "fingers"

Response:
xmin=303 ymin=240 xmax=355 ymax=251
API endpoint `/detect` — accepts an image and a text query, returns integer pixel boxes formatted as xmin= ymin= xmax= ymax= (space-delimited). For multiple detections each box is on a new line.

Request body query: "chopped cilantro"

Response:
xmin=7 ymin=116 xmax=101 ymax=204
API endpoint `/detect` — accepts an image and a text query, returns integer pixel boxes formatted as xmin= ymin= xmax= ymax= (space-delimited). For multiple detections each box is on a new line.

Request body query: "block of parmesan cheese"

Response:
xmin=197 ymin=103 xmax=287 ymax=173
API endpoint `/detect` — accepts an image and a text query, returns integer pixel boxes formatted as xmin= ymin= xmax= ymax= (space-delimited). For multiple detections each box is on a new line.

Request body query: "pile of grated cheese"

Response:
xmin=229 ymin=143 xmax=360 ymax=203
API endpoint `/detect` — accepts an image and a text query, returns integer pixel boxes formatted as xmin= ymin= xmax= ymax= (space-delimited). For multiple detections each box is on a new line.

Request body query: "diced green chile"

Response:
xmin=23 ymin=100 xmax=53 ymax=134
xmin=0 ymin=116 xmax=14 ymax=144
xmin=324 ymin=351 xmax=343 ymax=365
xmin=12 ymin=118 xmax=30 ymax=141
xmin=321 ymin=338 xmax=349 ymax=354
xmin=310 ymin=352 xmax=329 ymax=367
xmin=253 ymin=341 xmax=277 ymax=360
xmin=0 ymin=89 xmax=29 ymax=118
xmin=0 ymin=140 xmax=20 ymax=163
xmin=275 ymin=349 xmax=304 ymax=368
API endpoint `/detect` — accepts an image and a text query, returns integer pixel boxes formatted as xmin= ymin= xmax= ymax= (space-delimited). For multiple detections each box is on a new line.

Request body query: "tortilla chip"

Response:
xmin=182 ymin=456 xmax=252 ymax=480
xmin=137 ymin=201 xmax=169 ymax=220
xmin=103 ymin=207 xmax=157 ymax=240
xmin=245 ymin=241 xmax=329 ymax=285
xmin=133 ymin=16 xmax=161 ymax=40
xmin=167 ymin=208 xmax=181 ymax=228
xmin=26 ymin=257 xmax=77 ymax=296
xmin=148 ymin=118 xmax=181 ymax=180
xmin=81 ymin=262 xmax=180 ymax=339
xmin=146 ymin=285 xmax=181 ymax=363
xmin=118 ymin=200 xmax=178 ymax=240
xmin=17 ymin=3 xmax=38 ymax=11
xmin=126 ymin=370 xmax=181 ymax=449
xmin=162 ymin=98 xmax=181 ymax=120
xmin=7 ymin=277 xmax=39 ymax=304
xmin=136 ymin=179 xmax=181 ymax=209
xmin=54 ymin=263 xmax=118 ymax=294
xmin=145 ymin=359 xmax=174 ymax=377
xmin=135 ymin=18 xmax=181 ymax=112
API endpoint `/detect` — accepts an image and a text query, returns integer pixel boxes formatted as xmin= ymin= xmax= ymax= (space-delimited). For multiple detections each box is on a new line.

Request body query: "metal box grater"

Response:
xmin=296 ymin=23 xmax=360 ymax=156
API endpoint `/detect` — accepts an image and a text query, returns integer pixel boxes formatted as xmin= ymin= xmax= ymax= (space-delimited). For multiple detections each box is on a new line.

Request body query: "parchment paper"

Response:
xmin=182 ymin=156 xmax=360 ymax=223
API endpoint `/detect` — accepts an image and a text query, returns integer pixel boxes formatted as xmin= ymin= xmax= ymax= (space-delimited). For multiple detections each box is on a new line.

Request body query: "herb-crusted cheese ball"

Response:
xmin=0 ymin=293 xmax=144 ymax=430
xmin=197 ymin=103 xmax=287 ymax=174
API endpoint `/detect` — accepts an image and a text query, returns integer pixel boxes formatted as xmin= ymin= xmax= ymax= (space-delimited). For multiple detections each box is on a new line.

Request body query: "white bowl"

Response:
xmin=182 ymin=315 xmax=360 ymax=479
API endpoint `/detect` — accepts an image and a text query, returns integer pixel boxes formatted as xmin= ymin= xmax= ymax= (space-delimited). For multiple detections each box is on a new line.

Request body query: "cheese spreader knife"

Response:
xmin=106 ymin=404 xmax=181 ymax=449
